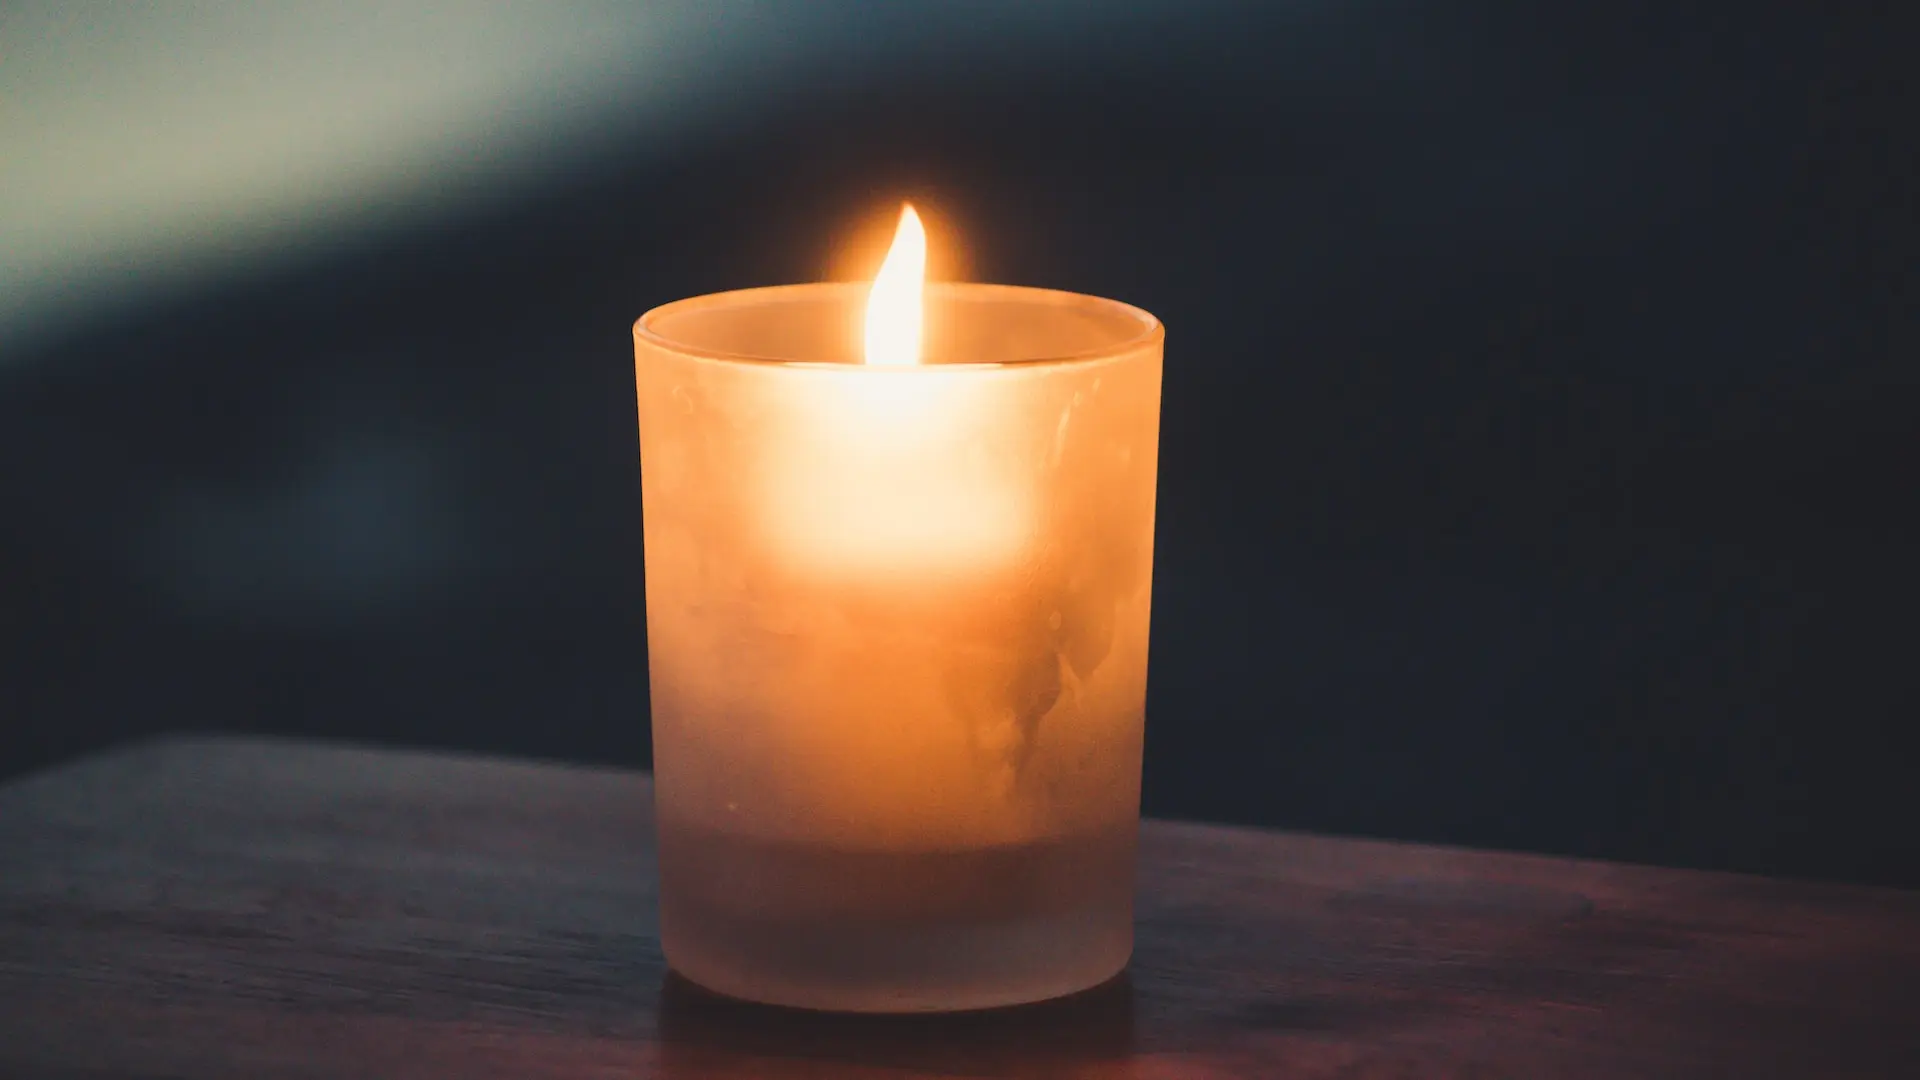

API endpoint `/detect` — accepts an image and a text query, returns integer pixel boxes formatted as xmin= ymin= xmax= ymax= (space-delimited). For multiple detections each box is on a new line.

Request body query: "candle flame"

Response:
xmin=863 ymin=204 xmax=926 ymax=366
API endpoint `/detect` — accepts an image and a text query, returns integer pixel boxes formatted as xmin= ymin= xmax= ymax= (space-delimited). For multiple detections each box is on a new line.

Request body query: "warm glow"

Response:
xmin=863 ymin=204 xmax=926 ymax=366
xmin=764 ymin=372 xmax=1030 ymax=577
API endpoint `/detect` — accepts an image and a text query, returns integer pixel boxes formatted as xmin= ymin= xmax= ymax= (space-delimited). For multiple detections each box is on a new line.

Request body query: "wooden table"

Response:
xmin=2 ymin=737 xmax=1915 ymax=1078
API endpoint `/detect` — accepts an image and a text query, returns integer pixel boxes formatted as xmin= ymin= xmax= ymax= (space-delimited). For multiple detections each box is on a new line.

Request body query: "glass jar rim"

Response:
xmin=633 ymin=281 xmax=1163 ymax=370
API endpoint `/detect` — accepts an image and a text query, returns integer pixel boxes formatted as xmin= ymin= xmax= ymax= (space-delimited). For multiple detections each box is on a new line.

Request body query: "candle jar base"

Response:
xmin=657 ymin=815 xmax=1136 ymax=1013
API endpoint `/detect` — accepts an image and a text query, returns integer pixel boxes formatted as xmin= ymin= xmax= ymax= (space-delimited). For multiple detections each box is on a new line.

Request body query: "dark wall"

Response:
xmin=4 ymin=4 xmax=1916 ymax=885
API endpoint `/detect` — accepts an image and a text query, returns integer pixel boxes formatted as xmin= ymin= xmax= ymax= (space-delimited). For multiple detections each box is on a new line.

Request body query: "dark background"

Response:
xmin=4 ymin=3 xmax=1916 ymax=886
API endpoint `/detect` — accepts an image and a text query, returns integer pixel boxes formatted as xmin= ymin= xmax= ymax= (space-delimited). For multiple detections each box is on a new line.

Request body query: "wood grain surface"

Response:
xmin=1 ymin=736 xmax=1916 ymax=1078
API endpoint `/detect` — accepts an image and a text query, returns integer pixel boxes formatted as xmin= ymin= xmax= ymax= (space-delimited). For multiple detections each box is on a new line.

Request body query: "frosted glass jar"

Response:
xmin=634 ymin=282 xmax=1162 ymax=1012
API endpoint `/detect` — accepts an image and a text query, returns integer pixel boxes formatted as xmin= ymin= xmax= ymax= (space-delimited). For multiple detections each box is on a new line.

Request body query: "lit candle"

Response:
xmin=634 ymin=206 xmax=1163 ymax=1012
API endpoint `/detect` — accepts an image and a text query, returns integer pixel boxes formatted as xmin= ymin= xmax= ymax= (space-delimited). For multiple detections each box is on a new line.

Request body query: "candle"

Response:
xmin=634 ymin=206 xmax=1163 ymax=1012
